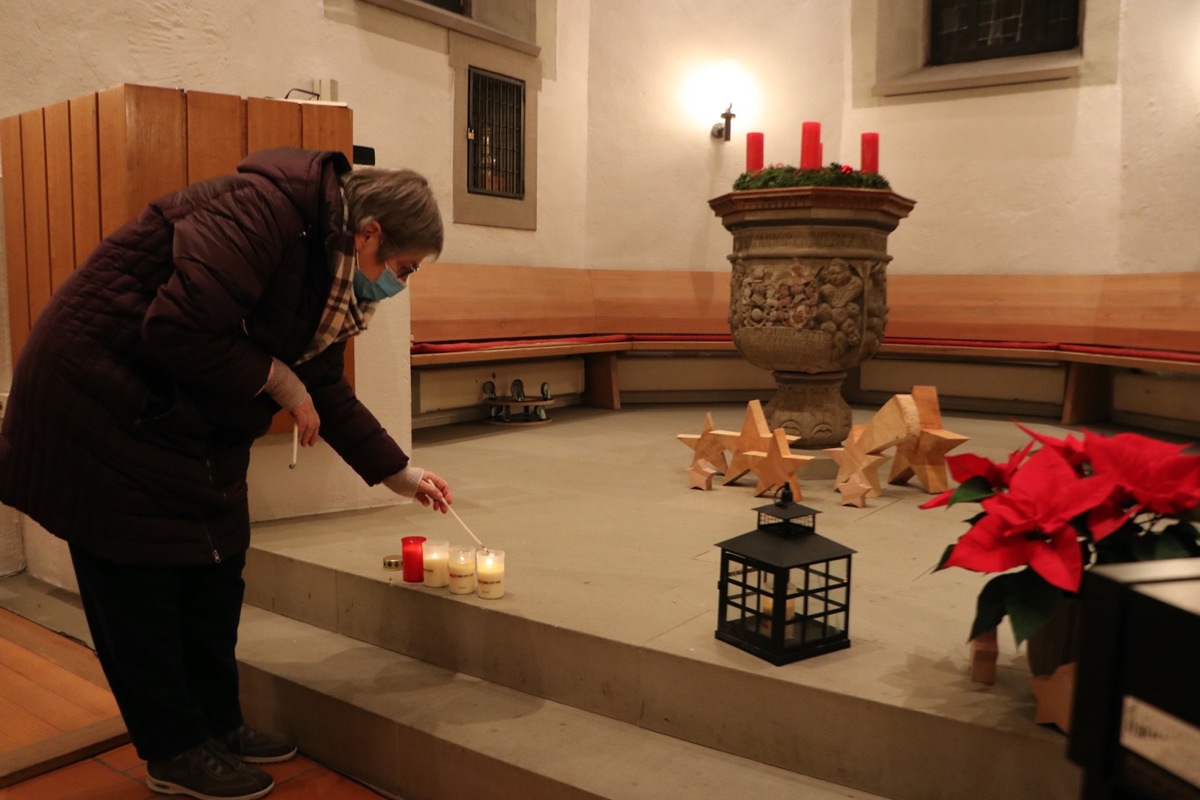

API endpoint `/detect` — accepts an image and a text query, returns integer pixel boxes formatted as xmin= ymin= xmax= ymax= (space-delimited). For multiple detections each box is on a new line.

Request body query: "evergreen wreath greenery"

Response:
xmin=733 ymin=163 xmax=892 ymax=191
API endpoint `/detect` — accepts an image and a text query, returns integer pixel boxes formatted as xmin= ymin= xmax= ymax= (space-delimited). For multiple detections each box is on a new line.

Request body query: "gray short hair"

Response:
xmin=342 ymin=168 xmax=444 ymax=260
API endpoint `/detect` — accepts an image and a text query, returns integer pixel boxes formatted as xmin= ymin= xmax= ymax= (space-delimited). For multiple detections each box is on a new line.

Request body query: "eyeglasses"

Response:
xmin=390 ymin=262 xmax=421 ymax=281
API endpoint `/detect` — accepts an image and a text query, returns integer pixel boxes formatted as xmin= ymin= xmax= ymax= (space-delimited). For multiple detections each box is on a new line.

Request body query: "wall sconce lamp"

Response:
xmin=712 ymin=104 xmax=735 ymax=142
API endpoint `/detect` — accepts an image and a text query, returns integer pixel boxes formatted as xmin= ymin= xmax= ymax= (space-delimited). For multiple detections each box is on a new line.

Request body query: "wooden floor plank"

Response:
xmin=0 ymin=715 xmax=128 ymax=789
xmin=0 ymin=608 xmax=107 ymax=687
xmin=0 ymin=695 xmax=60 ymax=748
xmin=0 ymin=662 xmax=110 ymax=733
xmin=0 ymin=638 xmax=119 ymax=717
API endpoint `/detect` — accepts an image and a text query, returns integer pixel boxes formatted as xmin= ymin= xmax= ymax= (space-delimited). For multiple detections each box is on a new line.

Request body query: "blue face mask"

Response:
xmin=353 ymin=264 xmax=407 ymax=302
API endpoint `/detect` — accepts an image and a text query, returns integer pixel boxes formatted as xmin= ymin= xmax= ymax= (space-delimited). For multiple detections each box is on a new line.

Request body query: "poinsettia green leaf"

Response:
xmin=1005 ymin=569 xmax=1064 ymax=645
xmin=948 ymin=476 xmax=995 ymax=506
xmin=1163 ymin=520 xmax=1200 ymax=552
xmin=1132 ymin=527 xmax=1199 ymax=561
xmin=968 ymin=574 xmax=1010 ymax=642
xmin=934 ymin=543 xmax=957 ymax=571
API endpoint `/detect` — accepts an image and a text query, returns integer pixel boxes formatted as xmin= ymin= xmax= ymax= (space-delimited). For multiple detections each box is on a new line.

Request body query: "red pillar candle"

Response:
xmin=401 ymin=535 xmax=427 ymax=583
xmin=861 ymin=132 xmax=880 ymax=173
xmin=800 ymin=121 xmax=821 ymax=169
xmin=746 ymin=132 xmax=764 ymax=172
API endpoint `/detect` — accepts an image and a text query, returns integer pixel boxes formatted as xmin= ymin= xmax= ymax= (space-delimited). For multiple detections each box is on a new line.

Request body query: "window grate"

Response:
xmin=929 ymin=0 xmax=1080 ymax=65
xmin=467 ymin=67 xmax=525 ymax=200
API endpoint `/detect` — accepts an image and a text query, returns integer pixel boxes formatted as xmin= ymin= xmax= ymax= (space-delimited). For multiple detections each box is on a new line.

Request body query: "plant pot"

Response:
xmin=1025 ymin=596 xmax=1081 ymax=734
xmin=709 ymin=187 xmax=916 ymax=448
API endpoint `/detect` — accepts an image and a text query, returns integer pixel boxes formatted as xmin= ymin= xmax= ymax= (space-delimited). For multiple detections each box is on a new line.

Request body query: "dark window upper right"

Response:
xmin=929 ymin=0 xmax=1080 ymax=65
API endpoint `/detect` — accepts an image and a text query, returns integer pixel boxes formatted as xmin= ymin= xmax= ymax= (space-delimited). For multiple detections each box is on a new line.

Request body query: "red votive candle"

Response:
xmin=746 ymin=132 xmax=764 ymax=172
xmin=800 ymin=121 xmax=821 ymax=169
xmin=861 ymin=132 xmax=880 ymax=173
xmin=401 ymin=536 xmax=426 ymax=583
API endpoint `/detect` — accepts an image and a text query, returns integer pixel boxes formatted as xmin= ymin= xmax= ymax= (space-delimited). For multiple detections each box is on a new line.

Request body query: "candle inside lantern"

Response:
xmin=800 ymin=121 xmax=821 ymax=169
xmin=423 ymin=539 xmax=449 ymax=588
xmin=745 ymin=132 xmax=764 ymax=172
xmin=758 ymin=578 xmax=796 ymax=633
xmin=401 ymin=536 xmax=426 ymax=583
xmin=448 ymin=546 xmax=476 ymax=595
xmin=861 ymin=132 xmax=879 ymax=174
xmin=476 ymin=549 xmax=506 ymax=599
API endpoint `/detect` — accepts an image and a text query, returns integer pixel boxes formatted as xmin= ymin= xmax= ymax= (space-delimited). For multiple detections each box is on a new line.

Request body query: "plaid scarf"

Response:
xmin=295 ymin=202 xmax=378 ymax=365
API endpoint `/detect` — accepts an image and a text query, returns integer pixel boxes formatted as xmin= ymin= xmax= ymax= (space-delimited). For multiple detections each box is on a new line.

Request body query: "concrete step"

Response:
xmin=242 ymin=500 xmax=1080 ymax=800
xmin=237 ymin=605 xmax=892 ymax=800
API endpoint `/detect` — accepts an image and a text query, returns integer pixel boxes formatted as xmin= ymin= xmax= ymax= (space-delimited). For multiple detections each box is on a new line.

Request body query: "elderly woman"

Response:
xmin=0 ymin=147 xmax=450 ymax=800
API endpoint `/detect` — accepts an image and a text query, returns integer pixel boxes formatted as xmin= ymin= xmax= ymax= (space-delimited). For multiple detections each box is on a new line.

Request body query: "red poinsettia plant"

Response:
xmin=925 ymin=425 xmax=1200 ymax=644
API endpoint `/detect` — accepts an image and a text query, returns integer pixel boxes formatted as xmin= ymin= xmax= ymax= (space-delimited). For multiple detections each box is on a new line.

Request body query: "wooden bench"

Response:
xmin=409 ymin=265 xmax=736 ymax=414
xmin=409 ymin=265 xmax=1200 ymax=433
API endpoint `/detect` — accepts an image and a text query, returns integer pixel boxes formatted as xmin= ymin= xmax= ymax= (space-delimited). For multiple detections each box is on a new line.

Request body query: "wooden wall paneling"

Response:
xmin=18 ymin=109 xmax=52 ymax=327
xmin=43 ymin=101 xmax=76 ymax=293
xmin=97 ymin=84 xmax=186 ymax=236
xmin=186 ymin=91 xmax=247 ymax=183
xmin=68 ymin=93 xmax=101 ymax=266
xmin=0 ymin=114 xmax=30 ymax=360
xmin=246 ymin=97 xmax=302 ymax=154
xmin=96 ymin=85 xmax=129 ymax=238
xmin=301 ymin=104 xmax=353 ymax=161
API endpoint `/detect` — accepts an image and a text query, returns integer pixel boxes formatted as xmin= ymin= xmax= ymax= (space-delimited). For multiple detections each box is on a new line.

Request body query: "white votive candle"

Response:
xmin=476 ymin=549 xmax=505 ymax=599
xmin=423 ymin=539 xmax=450 ymax=588
xmin=448 ymin=546 xmax=476 ymax=595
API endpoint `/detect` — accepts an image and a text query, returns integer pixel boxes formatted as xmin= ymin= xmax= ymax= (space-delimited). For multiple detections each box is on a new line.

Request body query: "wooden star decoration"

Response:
xmin=836 ymin=477 xmax=870 ymax=508
xmin=825 ymin=446 xmax=887 ymax=497
xmin=745 ymin=428 xmax=814 ymax=498
xmin=886 ymin=387 xmax=968 ymax=493
xmin=687 ymin=459 xmax=720 ymax=491
xmin=825 ymin=393 xmax=922 ymax=498
xmin=723 ymin=400 xmax=799 ymax=485
xmin=676 ymin=412 xmax=734 ymax=475
xmin=1029 ymin=662 xmax=1076 ymax=734
xmin=888 ymin=428 xmax=970 ymax=493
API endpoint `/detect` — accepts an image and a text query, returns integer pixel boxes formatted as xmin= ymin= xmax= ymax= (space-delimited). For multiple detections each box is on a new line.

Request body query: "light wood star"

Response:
xmin=836 ymin=477 xmax=870 ymax=508
xmin=676 ymin=412 xmax=735 ymax=475
xmin=723 ymin=400 xmax=799 ymax=485
xmin=825 ymin=447 xmax=887 ymax=497
xmin=886 ymin=387 xmax=969 ymax=493
xmin=1029 ymin=662 xmax=1076 ymax=734
xmin=687 ymin=459 xmax=720 ymax=491
xmin=825 ymin=393 xmax=922 ymax=497
xmin=888 ymin=428 xmax=970 ymax=493
xmin=745 ymin=428 xmax=815 ymax=498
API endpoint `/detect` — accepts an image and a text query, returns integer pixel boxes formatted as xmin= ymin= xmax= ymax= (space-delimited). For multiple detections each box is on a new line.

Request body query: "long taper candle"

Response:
xmin=447 ymin=504 xmax=486 ymax=552
xmin=289 ymin=422 xmax=298 ymax=469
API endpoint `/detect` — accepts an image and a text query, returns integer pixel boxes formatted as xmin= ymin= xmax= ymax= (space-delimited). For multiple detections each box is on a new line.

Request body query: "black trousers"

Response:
xmin=69 ymin=544 xmax=247 ymax=761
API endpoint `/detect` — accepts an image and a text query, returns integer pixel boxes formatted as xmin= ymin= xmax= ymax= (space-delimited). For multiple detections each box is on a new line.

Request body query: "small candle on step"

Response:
xmin=448 ymin=546 xmax=476 ymax=595
xmin=476 ymin=549 xmax=506 ymax=599
xmin=423 ymin=539 xmax=449 ymax=588
xmin=401 ymin=536 xmax=426 ymax=583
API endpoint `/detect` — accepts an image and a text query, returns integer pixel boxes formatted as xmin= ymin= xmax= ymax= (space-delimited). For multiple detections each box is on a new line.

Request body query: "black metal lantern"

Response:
xmin=715 ymin=498 xmax=856 ymax=665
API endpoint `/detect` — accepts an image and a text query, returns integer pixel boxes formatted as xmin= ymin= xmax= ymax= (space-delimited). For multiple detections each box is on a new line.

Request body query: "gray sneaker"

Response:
xmin=146 ymin=740 xmax=274 ymax=799
xmin=217 ymin=724 xmax=298 ymax=764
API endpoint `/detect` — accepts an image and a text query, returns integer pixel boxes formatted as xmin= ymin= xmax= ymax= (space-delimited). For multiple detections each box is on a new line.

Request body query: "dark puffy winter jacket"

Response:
xmin=0 ymin=148 xmax=409 ymax=566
